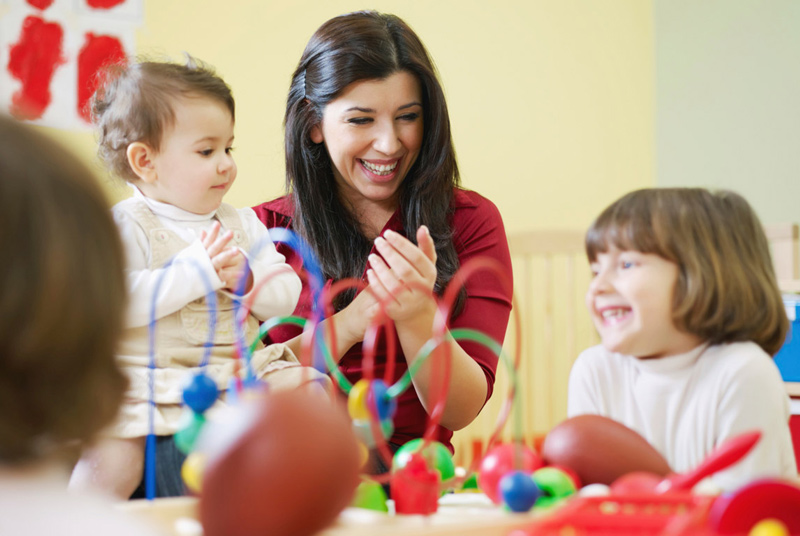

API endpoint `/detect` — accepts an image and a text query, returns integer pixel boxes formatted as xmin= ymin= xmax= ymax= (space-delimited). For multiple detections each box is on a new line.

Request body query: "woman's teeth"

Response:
xmin=361 ymin=160 xmax=397 ymax=175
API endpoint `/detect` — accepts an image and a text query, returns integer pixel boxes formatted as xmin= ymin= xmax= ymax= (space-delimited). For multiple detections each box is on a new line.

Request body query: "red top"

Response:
xmin=251 ymin=189 xmax=513 ymax=452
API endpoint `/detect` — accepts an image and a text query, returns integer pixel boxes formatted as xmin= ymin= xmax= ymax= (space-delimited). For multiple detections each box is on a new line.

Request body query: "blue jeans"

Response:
xmin=129 ymin=435 xmax=187 ymax=499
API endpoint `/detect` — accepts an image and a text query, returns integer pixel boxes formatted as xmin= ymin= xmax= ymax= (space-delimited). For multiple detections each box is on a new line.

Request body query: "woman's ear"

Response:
xmin=126 ymin=142 xmax=157 ymax=183
xmin=310 ymin=124 xmax=324 ymax=144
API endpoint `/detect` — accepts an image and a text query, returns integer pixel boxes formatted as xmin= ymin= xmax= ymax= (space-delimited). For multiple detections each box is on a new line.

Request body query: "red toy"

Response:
xmin=513 ymin=430 xmax=800 ymax=535
xmin=392 ymin=453 xmax=441 ymax=515
xmin=541 ymin=414 xmax=671 ymax=486
xmin=478 ymin=442 xmax=544 ymax=505
xmin=199 ymin=390 xmax=362 ymax=536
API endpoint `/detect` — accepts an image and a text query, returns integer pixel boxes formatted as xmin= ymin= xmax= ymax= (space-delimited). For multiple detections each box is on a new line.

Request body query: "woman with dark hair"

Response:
xmin=253 ymin=10 xmax=512 ymax=468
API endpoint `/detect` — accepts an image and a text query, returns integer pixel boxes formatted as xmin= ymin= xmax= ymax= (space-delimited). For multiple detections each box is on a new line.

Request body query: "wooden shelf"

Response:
xmin=786 ymin=382 xmax=800 ymax=397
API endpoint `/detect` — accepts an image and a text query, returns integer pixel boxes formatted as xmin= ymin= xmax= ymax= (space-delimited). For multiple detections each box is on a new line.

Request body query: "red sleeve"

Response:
xmin=450 ymin=190 xmax=513 ymax=402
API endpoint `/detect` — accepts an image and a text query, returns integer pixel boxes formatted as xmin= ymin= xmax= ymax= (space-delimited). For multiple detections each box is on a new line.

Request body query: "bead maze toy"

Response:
xmin=137 ymin=228 xmax=800 ymax=536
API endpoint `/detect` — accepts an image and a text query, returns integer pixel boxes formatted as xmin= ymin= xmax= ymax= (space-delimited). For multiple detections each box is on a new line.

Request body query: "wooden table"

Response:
xmin=118 ymin=493 xmax=542 ymax=536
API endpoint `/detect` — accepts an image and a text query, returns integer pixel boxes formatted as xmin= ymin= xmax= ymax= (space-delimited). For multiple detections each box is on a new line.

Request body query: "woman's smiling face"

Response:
xmin=311 ymin=70 xmax=423 ymax=215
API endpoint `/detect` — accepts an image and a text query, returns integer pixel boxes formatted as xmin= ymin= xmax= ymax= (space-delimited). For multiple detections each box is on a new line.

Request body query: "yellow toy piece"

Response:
xmin=348 ymin=379 xmax=372 ymax=420
xmin=181 ymin=451 xmax=206 ymax=494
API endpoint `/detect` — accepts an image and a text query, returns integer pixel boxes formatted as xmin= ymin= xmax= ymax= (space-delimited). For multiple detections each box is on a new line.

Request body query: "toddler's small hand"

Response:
xmin=217 ymin=249 xmax=252 ymax=293
xmin=200 ymin=221 xmax=234 ymax=258
xmin=201 ymin=221 xmax=250 ymax=291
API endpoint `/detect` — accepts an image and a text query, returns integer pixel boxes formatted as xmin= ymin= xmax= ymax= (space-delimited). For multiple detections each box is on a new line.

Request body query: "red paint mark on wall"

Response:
xmin=77 ymin=33 xmax=127 ymax=122
xmin=7 ymin=16 xmax=65 ymax=120
xmin=86 ymin=0 xmax=126 ymax=8
xmin=26 ymin=0 xmax=55 ymax=9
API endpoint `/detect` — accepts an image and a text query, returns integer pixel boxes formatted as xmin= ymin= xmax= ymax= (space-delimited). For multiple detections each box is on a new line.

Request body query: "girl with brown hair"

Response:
xmin=570 ymin=187 xmax=796 ymax=490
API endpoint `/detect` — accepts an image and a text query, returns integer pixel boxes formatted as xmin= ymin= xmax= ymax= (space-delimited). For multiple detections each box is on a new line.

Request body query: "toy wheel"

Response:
xmin=708 ymin=479 xmax=800 ymax=534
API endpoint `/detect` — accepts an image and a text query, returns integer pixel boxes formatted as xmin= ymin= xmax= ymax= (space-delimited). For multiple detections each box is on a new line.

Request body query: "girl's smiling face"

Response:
xmin=586 ymin=246 xmax=703 ymax=359
xmin=311 ymin=70 xmax=423 ymax=217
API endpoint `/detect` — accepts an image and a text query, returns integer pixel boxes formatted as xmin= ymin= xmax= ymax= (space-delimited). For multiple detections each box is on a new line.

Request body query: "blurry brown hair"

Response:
xmin=586 ymin=188 xmax=788 ymax=355
xmin=0 ymin=115 xmax=127 ymax=462
xmin=92 ymin=56 xmax=234 ymax=182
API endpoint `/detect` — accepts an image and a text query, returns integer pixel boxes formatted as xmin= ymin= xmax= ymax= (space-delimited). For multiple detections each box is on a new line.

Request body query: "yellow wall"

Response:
xmin=42 ymin=0 xmax=654 ymax=234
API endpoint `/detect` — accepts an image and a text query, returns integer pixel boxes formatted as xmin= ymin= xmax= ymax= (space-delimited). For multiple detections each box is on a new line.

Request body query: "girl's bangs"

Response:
xmin=585 ymin=203 xmax=664 ymax=261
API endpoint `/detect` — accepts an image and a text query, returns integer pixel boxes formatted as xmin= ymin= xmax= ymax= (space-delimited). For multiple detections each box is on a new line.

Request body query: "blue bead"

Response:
xmin=499 ymin=471 xmax=541 ymax=512
xmin=369 ymin=379 xmax=397 ymax=420
xmin=182 ymin=373 xmax=219 ymax=413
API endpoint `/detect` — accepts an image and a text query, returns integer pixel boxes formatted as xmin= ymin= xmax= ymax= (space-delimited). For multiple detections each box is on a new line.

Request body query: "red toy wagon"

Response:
xmin=511 ymin=478 xmax=800 ymax=536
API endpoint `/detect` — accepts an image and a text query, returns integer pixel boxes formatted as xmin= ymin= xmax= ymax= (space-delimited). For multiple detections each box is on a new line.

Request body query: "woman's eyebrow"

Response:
xmin=398 ymin=101 xmax=422 ymax=110
xmin=343 ymin=101 xmax=422 ymax=113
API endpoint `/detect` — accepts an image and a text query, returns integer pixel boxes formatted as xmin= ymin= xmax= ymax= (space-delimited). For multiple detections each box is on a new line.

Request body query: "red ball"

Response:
xmin=478 ymin=443 xmax=544 ymax=505
xmin=199 ymin=390 xmax=362 ymax=536
xmin=541 ymin=414 xmax=671 ymax=486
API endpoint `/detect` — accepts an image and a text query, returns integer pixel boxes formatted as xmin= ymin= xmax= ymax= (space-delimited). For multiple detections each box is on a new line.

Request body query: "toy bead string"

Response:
xmin=440 ymin=257 xmax=522 ymax=451
xmin=198 ymin=225 xmax=522 ymax=489
xmin=235 ymin=265 xmax=307 ymax=381
xmin=317 ymin=279 xmax=360 ymax=393
xmin=419 ymin=257 xmax=518 ymax=449
xmin=476 ymin=290 xmax=522 ymax=452
xmin=147 ymin=257 xmax=217 ymax=501
xmin=367 ymin=327 xmax=516 ymax=482
xmin=360 ymin=296 xmax=399 ymax=386
xmin=362 ymin=256 xmax=521 ymax=482
xmin=233 ymin=228 xmax=326 ymax=374
xmin=321 ymin=279 xmax=400 ymax=390
xmin=265 ymin=227 xmax=324 ymax=313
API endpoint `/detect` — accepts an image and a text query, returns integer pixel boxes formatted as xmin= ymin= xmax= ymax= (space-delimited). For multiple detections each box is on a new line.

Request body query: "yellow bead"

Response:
xmin=348 ymin=379 xmax=372 ymax=420
xmin=181 ymin=452 xmax=206 ymax=494
xmin=358 ymin=441 xmax=369 ymax=469
xmin=749 ymin=519 xmax=789 ymax=536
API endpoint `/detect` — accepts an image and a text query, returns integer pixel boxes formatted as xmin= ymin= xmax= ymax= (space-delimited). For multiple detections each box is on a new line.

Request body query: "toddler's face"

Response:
xmin=147 ymin=96 xmax=236 ymax=214
xmin=586 ymin=246 xmax=702 ymax=359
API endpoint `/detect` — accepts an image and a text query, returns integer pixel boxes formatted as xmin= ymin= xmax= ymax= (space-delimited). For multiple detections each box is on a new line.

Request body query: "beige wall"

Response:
xmin=42 ymin=0 xmax=655 ymax=235
xmin=655 ymin=0 xmax=800 ymax=225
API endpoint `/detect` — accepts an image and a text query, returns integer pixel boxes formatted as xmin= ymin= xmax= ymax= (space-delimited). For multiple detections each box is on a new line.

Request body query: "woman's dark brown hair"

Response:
xmin=284 ymin=10 xmax=464 ymax=311
xmin=586 ymin=188 xmax=788 ymax=355
xmin=0 ymin=115 xmax=128 ymax=462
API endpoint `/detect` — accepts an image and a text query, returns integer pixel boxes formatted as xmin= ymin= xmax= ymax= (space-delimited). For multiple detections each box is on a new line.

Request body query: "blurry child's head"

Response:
xmin=92 ymin=57 xmax=236 ymax=214
xmin=0 ymin=115 xmax=127 ymax=464
xmin=585 ymin=188 xmax=787 ymax=358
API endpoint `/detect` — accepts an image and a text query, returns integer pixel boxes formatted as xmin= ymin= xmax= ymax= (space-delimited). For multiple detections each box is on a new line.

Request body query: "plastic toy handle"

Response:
xmin=658 ymin=430 xmax=761 ymax=492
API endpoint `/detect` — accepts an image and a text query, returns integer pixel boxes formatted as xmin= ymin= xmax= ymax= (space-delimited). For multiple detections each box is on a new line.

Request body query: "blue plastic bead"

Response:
xmin=368 ymin=379 xmax=397 ymax=420
xmin=499 ymin=470 xmax=542 ymax=512
xmin=182 ymin=372 xmax=219 ymax=413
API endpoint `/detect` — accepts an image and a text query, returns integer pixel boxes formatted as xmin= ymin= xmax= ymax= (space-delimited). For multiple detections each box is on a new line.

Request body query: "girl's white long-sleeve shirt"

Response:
xmin=568 ymin=341 xmax=797 ymax=490
xmin=112 ymin=187 xmax=301 ymax=328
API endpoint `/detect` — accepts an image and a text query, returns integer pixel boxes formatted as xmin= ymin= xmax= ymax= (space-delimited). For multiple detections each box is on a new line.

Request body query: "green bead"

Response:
xmin=461 ymin=472 xmax=479 ymax=490
xmin=174 ymin=410 xmax=206 ymax=454
xmin=351 ymin=478 xmax=388 ymax=512
xmin=531 ymin=466 xmax=577 ymax=509
xmin=392 ymin=438 xmax=455 ymax=482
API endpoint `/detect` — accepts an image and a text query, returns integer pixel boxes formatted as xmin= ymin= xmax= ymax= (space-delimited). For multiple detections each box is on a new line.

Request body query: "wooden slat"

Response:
xmin=506 ymin=230 xmax=584 ymax=256
xmin=785 ymin=382 xmax=800 ymax=398
xmin=765 ymin=223 xmax=800 ymax=282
